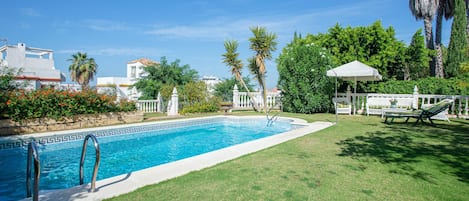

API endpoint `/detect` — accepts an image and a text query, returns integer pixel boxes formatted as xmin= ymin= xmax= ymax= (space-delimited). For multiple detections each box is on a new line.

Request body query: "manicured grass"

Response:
xmin=106 ymin=113 xmax=469 ymax=201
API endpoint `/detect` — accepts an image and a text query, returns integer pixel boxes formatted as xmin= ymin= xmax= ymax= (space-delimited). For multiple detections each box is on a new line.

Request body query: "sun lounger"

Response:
xmin=384 ymin=99 xmax=453 ymax=126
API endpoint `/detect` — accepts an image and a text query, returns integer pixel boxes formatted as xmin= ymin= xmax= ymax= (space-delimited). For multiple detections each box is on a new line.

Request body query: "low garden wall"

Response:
xmin=0 ymin=111 xmax=144 ymax=136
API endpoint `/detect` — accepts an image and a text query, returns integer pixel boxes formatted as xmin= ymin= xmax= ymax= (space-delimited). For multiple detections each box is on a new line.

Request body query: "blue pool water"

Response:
xmin=0 ymin=117 xmax=298 ymax=201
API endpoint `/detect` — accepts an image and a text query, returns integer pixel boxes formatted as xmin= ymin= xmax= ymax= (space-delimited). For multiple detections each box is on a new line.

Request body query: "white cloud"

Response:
xmin=56 ymin=47 xmax=164 ymax=57
xmin=53 ymin=19 xmax=135 ymax=32
xmin=20 ymin=8 xmax=41 ymax=17
xmin=83 ymin=19 xmax=133 ymax=32
xmin=143 ymin=1 xmax=382 ymax=42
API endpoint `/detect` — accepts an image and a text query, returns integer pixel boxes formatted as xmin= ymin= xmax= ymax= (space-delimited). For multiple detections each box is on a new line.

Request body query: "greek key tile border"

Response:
xmin=0 ymin=117 xmax=226 ymax=150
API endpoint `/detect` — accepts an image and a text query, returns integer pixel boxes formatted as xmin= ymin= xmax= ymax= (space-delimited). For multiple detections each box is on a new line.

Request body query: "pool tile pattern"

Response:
xmin=0 ymin=117 xmax=224 ymax=150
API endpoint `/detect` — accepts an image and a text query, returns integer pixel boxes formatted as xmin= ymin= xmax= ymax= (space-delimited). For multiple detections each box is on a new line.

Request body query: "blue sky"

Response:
xmin=1 ymin=0 xmax=452 ymax=88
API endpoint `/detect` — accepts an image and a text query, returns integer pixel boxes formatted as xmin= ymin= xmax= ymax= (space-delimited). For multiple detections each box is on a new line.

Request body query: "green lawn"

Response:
xmin=106 ymin=113 xmax=469 ymax=201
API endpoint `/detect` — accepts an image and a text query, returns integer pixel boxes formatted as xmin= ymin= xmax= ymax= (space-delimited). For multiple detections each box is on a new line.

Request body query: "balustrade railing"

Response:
xmin=135 ymin=100 xmax=160 ymax=113
xmin=338 ymin=91 xmax=468 ymax=118
xmin=232 ymin=90 xmax=282 ymax=110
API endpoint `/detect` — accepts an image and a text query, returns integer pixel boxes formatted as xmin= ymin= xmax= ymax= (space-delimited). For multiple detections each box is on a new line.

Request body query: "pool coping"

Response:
xmin=20 ymin=115 xmax=334 ymax=201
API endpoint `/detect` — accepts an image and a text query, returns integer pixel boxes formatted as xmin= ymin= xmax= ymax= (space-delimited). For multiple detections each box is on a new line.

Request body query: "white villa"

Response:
xmin=0 ymin=43 xmax=66 ymax=90
xmin=97 ymin=58 xmax=159 ymax=100
xmin=201 ymin=75 xmax=222 ymax=94
xmin=97 ymin=58 xmax=223 ymax=100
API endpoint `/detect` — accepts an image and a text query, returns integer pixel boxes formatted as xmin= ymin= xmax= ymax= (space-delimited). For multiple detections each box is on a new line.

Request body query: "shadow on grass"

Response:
xmin=337 ymin=118 xmax=469 ymax=184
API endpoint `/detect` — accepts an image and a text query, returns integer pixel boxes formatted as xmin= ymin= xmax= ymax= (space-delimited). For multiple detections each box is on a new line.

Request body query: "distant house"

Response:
xmin=201 ymin=75 xmax=222 ymax=94
xmin=0 ymin=43 xmax=66 ymax=90
xmin=97 ymin=58 xmax=159 ymax=100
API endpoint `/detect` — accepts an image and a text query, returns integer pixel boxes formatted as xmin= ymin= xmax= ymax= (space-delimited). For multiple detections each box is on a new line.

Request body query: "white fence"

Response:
xmin=232 ymin=85 xmax=282 ymax=110
xmin=338 ymin=86 xmax=469 ymax=118
xmin=135 ymin=100 xmax=161 ymax=113
xmin=135 ymin=92 xmax=163 ymax=113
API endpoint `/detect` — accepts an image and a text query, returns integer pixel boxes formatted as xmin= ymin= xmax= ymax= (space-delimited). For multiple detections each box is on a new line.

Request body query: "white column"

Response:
xmin=412 ymin=85 xmax=419 ymax=109
xmin=168 ymin=87 xmax=178 ymax=116
xmin=233 ymin=84 xmax=239 ymax=108
xmin=157 ymin=92 xmax=162 ymax=112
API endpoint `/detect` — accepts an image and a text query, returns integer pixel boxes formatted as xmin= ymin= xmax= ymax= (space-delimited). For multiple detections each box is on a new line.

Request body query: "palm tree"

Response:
xmin=249 ymin=26 xmax=277 ymax=113
xmin=222 ymin=40 xmax=259 ymax=111
xmin=409 ymin=0 xmax=439 ymax=76
xmin=435 ymin=0 xmax=455 ymax=78
xmin=68 ymin=52 xmax=98 ymax=89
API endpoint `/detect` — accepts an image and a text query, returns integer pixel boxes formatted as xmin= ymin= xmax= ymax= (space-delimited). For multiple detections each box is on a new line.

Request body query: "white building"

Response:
xmin=97 ymin=58 xmax=158 ymax=100
xmin=0 ymin=43 xmax=66 ymax=90
xmin=202 ymin=75 xmax=222 ymax=94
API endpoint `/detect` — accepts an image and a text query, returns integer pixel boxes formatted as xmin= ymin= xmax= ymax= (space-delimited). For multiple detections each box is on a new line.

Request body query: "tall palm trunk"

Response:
xmin=436 ymin=8 xmax=445 ymax=78
xmin=235 ymin=72 xmax=259 ymax=112
xmin=261 ymin=75 xmax=268 ymax=113
xmin=424 ymin=17 xmax=437 ymax=76
xmin=466 ymin=0 xmax=469 ymax=37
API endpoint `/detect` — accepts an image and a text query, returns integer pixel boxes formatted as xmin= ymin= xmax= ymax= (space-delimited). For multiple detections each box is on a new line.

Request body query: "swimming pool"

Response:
xmin=0 ymin=116 xmax=312 ymax=201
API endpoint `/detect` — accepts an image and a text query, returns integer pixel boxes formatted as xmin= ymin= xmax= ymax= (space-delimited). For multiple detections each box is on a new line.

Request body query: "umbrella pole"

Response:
xmin=354 ymin=77 xmax=357 ymax=115
xmin=335 ymin=76 xmax=338 ymax=124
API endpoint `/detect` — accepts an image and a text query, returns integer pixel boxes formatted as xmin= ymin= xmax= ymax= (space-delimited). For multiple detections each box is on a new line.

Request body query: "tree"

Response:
xmin=409 ymin=0 xmax=439 ymax=76
xmin=68 ymin=52 xmax=98 ymax=89
xmin=0 ymin=67 xmax=25 ymax=117
xmin=446 ymin=0 xmax=468 ymax=77
xmin=222 ymin=40 xmax=259 ymax=110
xmin=213 ymin=77 xmax=254 ymax=102
xmin=133 ymin=57 xmax=198 ymax=99
xmin=277 ymin=36 xmax=335 ymax=113
xmin=308 ymin=21 xmax=406 ymax=80
xmin=435 ymin=0 xmax=455 ymax=78
xmin=248 ymin=26 xmax=277 ymax=113
xmin=0 ymin=66 xmax=24 ymax=92
xmin=406 ymin=29 xmax=432 ymax=79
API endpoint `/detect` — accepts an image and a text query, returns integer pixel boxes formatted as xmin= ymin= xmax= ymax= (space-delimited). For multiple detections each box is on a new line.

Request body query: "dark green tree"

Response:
xmin=446 ymin=0 xmax=468 ymax=77
xmin=277 ymin=36 xmax=335 ymax=113
xmin=133 ymin=57 xmax=198 ymax=99
xmin=405 ymin=29 xmax=432 ymax=79
xmin=308 ymin=21 xmax=406 ymax=80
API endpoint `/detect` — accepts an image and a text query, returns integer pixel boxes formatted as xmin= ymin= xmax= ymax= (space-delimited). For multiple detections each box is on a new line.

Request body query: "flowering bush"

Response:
xmin=2 ymin=89 xmax=137 ymax=122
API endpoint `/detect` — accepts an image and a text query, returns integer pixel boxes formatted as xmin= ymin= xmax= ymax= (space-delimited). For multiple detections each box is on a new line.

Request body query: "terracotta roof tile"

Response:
xmin=127 ymin=58 xmax=159 ymax=66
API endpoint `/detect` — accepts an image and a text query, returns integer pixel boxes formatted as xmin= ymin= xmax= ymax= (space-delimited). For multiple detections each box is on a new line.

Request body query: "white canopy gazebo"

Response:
xmin=326 ymin=60 xmax=382 ymax=115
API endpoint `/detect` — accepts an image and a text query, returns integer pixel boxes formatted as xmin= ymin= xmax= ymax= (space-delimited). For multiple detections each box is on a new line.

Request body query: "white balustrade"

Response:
xmin=232 ymin=85 xmax=282 ymax=110
xmin=340 ymin=86 xmax=468 ymax=118
xmin=135 ymin=100 xmax=160 ymax=113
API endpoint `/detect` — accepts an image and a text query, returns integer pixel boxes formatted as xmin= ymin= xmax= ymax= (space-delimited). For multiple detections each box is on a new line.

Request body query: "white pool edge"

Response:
xmin=24 ymin=116 xmax=334 ymax=201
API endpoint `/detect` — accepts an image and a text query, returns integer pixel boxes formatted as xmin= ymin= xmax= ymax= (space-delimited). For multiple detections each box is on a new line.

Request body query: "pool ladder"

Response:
xmin=266 ymin=112 xmax=279 ymax=127
xmin=26 ymin=141 xmax=40 ymax=201
xmin=79 ymin=134 xmax=101 ymax=192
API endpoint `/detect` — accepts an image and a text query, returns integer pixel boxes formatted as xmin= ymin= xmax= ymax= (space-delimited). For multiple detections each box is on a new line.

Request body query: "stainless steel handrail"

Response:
xmin=26 ymin=141 xmax=40 ymax=201
xmin=266 ymin=112 xmax=280 ymax=127
xmin=79 ymin=134 xmax=100 ymax=192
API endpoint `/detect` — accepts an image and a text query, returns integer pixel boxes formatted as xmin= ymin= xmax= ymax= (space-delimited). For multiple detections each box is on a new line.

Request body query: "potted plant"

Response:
xmin=389 ymin=98 xmax=398 ymax=108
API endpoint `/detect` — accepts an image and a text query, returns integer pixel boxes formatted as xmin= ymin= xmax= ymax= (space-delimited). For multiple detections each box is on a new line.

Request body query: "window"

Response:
xmin=130 ymin=66 xmax=136 ymax=78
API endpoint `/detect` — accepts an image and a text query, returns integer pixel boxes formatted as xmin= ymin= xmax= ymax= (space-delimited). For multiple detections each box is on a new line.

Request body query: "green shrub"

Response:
xmin=3 ymin=89 xmax=137 ymax=122
xmin=118 ymin=100 xmax=137 ymax=112
xmin=180 ymin=97 xmax=220 ymax=114
xmin=277 ymin=39 xmax=335 ymax=113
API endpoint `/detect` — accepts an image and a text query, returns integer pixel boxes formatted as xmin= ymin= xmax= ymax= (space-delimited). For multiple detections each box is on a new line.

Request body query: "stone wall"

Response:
xmin=0 ymin=111 xmax=144 ymax=136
